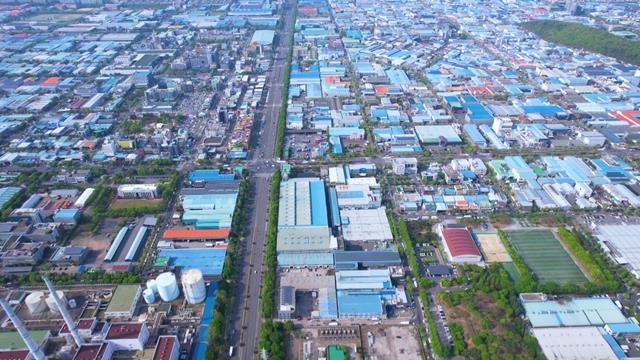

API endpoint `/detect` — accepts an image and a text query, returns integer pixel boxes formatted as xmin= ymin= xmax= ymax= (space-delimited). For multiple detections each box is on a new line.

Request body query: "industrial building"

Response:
xmin=152 ymin=336 xmax=179 ymax=360
xmin=278 ymin=286 xmax=296 ymax=320
xmin=438 ymin=225 xmax=482 ymax=263
xmin=414 ymin=125 xmax=462 ymax=145
xmin=104 ymin=322 xmax=149 ymax=351
xmin=531 ymin=327 xmax=621 ymax=360
xmin=335 ymin=269 xmax=399 ymax=318
xmin=277 ymin=178 xmax=333 ymax=253
xmin=595 ymin=224 xmax=640 ymax=278
xmin=105 ymin=285 xmax=141 ymax=318
xmin=180 ymin=192 xmax=238 ymax=229
xmin=340 ymin=207 xmax=393 ymax=243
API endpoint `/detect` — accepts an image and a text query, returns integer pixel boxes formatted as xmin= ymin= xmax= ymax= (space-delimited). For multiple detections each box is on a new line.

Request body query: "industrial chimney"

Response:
xmin=42 ymin=275 xmax=84 ymax=347
xmin=0 ymin=299 xmax=46 ymax=360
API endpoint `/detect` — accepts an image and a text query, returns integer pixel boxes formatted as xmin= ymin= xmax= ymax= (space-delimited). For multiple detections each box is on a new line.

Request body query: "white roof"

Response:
xmin=531 ymin=327 xmax=617 ymax=360
xmin=597 ymin=224 xmax=640 ymax=272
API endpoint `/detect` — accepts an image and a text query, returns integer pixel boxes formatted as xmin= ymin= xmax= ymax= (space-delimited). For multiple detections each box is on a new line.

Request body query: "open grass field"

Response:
xmin=505 ymin=229 xmax=586 ymax=284
xmin=109 ymin=198 xmax=162 ymax=210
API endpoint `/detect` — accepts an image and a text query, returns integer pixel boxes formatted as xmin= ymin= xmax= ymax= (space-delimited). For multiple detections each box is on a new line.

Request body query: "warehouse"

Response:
xmin=596 ymin=224 xmax=640 ymax=277
xmin=277 ymin=178 xmax=332 ymax=253
xmin=162 ymin=229 xmax=230 ymax=242
xmin=414 ymin=125 xmax=462 ymax=145
xmin=117 ymin=184 xmax=158 ymax=199
xmin=335 ymin=269 xmax=398 ymax=318
xmin=340 ymin=208 xmax=393 ymax=243
xmin=180 ymin=192 xmax=238 ymax=229
xmin=531 ymin=327 xmax=621 ymax=360
xmin=438 ymin=225 xmax=482 ymax=263
xmin=521 ymin=295 xmax=628 ymax=328
xmin=251 ymin=30 xmax=275 ymax=46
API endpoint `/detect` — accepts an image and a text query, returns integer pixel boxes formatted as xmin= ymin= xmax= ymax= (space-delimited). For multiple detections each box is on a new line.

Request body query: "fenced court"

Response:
xmin=476 ymin=232 xmax=511 ymax=262
xmin=505 ymin=229 xmax=586 ymax=284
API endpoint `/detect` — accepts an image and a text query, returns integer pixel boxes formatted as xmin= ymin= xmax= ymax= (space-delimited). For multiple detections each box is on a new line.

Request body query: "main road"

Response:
xmin=227 ymin=0 xmax=296 ymax=358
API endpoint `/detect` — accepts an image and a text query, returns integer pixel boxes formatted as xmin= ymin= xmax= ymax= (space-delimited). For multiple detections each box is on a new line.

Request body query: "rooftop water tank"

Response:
xmin=25 ymin=291 xmax=47 ymax=314
xmin=146 ymin=279 xmax=158 ymax=294
xmin=181 ymin=269 xmax=206 ymax=305
xmin=142 ymin=288 xmax=155 ymax=304
xmin=156 ymin=272 xmax=179 ymax=302
xmin=46 ymin=291 xmax=66 ymax=313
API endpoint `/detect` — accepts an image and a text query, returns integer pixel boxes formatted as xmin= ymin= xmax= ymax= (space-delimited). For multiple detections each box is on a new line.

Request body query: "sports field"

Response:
xmin=505 ymin=229 xmax=586 ymax=284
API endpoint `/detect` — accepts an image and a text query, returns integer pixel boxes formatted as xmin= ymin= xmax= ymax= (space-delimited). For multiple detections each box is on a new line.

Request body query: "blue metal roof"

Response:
xmin=337 ymin=292 xmax=383 ymax=317
xmin=158 ymin=248 xmax=227 ymax=276
xmin=310 ymin=181 xmax=328 ymax=226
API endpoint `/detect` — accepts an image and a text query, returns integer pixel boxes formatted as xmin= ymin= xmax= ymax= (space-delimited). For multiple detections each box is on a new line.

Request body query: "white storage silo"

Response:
xmin=46 ymin=291 xmax=66 ymax=313
xmin=146 ymin=279 xmax=158 ymax=294
xmin=156 ymin=272 xmax=179 ymax=302
xmin=25 ymin=291 xmax=47 ymax=314
xmin=142 ymin=288 xmax=156 ymax=304
xmin=181 ymin=269 xmax=206 ymax=305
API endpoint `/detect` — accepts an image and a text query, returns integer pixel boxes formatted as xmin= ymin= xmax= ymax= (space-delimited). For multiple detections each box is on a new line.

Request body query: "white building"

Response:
xmin=392 ymin=158 xmax=418 ymax=176
xmin=117 ymin=184 xmax=159 ymax=199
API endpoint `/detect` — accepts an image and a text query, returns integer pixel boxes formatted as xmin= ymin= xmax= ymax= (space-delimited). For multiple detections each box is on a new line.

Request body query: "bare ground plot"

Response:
xmin=69 ymin=219 xmax=121 ymax=265
xmin=290 ymin=326 xmax=360 ymax=360
xmin=476 ymin=232 xmax=511 ymax=263
xmin=363 ymin=325 xmax=422 ymax=359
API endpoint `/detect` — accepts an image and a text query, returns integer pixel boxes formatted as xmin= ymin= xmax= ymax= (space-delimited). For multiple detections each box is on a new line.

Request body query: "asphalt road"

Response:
xmin=227 ymin=1 xmax=296 ymax=359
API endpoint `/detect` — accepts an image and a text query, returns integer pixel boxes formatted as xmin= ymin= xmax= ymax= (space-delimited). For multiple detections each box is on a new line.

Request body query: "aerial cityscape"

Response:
xmin=0 ymin=0 xmax=638 ymax=359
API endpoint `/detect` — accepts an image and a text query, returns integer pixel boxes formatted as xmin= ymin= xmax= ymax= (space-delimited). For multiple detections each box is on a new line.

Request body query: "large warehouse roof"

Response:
xmin=531 ymin=327 xmax=620 ymax=360
xmin=441 ymin=228 xmax=481 ymax=258
xmin=596 ymin=224 xmax=640 ymax=274
xmin=522 ymin=296 xmax=628 ymax=328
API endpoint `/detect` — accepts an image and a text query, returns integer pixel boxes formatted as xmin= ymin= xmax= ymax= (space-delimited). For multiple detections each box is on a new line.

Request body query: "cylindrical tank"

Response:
xmin=142 ymin=289 xmax=155 ymax=304
xmin=46 ymin=291 xmax=66 ymax=313
xmin=181 ymin=269 xmax=206 ymax=305
xmin=146 ymin=279 xmax=158 ymax=294
xmin=25 ymin=292 xmax=47 ymax=314
xmin=156 ymin=272 xmax=179 ymax=302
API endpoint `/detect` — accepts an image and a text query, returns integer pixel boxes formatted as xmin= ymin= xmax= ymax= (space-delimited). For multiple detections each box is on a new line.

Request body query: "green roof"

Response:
xmin=106 ymin=285 xmax=140 ymax=313
xmin=0 ymin=330 xmax=49 ymax=350
xmin=328 ymin=345 xmax=346 ymax=360
xmin=154 ymin=257 xmax=169 ymax=266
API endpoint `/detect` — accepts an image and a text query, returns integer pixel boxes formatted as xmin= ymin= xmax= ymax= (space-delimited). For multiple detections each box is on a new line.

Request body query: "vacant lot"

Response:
xmin=69 ymin=219 xmax=120 ymax=264
xmin=505 ymin=229 xmax=586 ymax=283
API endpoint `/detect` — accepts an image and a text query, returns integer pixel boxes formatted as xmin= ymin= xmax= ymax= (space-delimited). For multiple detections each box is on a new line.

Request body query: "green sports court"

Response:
xmin=505 ymin=229 xmax=586 ymax=284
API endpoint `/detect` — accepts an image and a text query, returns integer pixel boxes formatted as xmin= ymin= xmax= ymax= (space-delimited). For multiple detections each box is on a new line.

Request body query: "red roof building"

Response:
xmin=152 ymin=336 xmax=179 ymax=360
xmin=162 ymin=229 xmax=229 ymax=241
xmin=73 ymin=343 xmax=113 ymax=360
xmin=440 ymin=226 xmax=482 ymax=263
xmin=0 ymin=350 xmax=29 ymax=360
xmin=105 ymin=322 xmax=149 ymax=351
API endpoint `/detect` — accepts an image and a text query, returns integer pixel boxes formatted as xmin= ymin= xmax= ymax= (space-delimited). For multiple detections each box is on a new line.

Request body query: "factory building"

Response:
xmin=104 ymin=322 xmax=149 ymax=351
xmin=438 ymin=225 xmax=482 ymax=264
xmin=104 ymin=285 xmax=141 ymax=318
xmin=152 ymin=336 xmax=179 ymax=360
xmin=277 ymin=178 xmax=334 ymax=253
